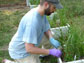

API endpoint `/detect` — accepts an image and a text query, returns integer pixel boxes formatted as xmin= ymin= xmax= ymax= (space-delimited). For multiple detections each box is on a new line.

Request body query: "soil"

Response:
xmin=0 ymin=5 xmax=29 ymax=11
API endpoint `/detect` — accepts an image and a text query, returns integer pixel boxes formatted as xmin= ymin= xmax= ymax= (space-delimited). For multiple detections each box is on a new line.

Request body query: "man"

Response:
xmin=4 ymin=0 xmax=63 ymax=63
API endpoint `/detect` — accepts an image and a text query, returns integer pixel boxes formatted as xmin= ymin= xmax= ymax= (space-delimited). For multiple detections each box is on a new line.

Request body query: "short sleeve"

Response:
xmin=44 ymin=16 xmax=51 ymax=32
xmin=22 ymin=24 xmax=37 ymax=45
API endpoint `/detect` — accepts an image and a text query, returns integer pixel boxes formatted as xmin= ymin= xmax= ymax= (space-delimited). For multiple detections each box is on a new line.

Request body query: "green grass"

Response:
xmin=0 ymin=9 xmax=28 ymax=63
xmin=0 ymin=9 xmax=28 ymax=47
xmin=57 ymin=16 xmax=84 ymax=61
xmin=48 ymin=0 xmax=84 ymax=61
xmin=0 ymin=50 xmax=12 ymax=63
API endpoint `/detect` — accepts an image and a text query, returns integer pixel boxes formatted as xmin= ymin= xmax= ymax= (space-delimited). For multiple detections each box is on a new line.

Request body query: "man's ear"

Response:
xmin=44 ymin=2 xmax=49 ymax=8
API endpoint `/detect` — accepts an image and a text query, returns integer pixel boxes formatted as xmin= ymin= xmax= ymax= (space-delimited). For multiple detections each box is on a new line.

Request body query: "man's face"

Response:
xmin=44 ymin=3 xmax=56 ymax=16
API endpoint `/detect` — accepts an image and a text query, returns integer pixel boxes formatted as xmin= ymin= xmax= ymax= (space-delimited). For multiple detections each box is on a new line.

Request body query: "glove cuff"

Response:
xmin=49 ymin=37 xmax=61 ymax=48
xmin=49 ymin=37 xmax=54 ymax=42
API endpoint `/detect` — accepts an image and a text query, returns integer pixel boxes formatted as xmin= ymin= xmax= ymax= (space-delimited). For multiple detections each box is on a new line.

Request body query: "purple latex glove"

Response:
xmin=49 ymin=48 xmax=62 ymax=57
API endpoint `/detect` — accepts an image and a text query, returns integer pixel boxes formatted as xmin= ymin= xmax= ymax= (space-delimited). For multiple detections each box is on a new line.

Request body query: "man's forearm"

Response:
xmin=25 ymin=43 xmax=49 ymax=55
xmin=44 ymin=29 xmax=53 ymax=39
xmin=28 ymin=46 xmax=49 ymax=55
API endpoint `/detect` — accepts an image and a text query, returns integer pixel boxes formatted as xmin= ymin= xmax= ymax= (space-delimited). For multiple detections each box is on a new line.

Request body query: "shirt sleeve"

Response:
xmin=22 ymin=23 xmax=37 ymax=45
xmin=44 ymin=16 xmax=51 ymax=32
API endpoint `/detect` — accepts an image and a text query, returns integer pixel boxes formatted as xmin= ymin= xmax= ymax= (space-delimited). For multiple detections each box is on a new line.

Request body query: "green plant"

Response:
xmin=57 ymin=16 xmax=84 ymax=61
xmin=30 ymin=0 xmax=40 ymax=5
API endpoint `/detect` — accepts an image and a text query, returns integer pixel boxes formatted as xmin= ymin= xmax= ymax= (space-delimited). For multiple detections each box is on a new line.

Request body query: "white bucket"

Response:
xmin=64 ymin=59 xmax=84 ymax=63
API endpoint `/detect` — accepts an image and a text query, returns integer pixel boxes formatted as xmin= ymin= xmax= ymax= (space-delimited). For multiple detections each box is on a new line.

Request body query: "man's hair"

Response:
xmin=40 ymin=0 xmax=50 ymax=5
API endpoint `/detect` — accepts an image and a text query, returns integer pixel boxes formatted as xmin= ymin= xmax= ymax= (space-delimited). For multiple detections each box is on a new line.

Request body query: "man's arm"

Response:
xmin=25 ymin=42 xmax=49 ymax=55
xmin=25 ymin=42 xmax=62 ymax=57
xmin=25 ymin=29 xmax=61 ymax=57
xmin=44 ymin=29 xmax=61 ymax=48
xmin=44 ymin=29 xmax=53 ymax=39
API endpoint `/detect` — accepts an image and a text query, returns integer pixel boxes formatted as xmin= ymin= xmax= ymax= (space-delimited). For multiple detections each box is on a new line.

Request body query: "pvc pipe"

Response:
xmin=58 ymin=58 xmax=62 ymax=63
xmin=26 ymin=0 xmax=31 ymax=6
xmin=49 ymin=12 xmax=57 ymax=20
xmin=64 ymin=59 xmax=84 ymax=63
xmin=30 ymin=5 xmax=37 ymax=9
xmin=51 ymin=24 xmax=70 ymax=39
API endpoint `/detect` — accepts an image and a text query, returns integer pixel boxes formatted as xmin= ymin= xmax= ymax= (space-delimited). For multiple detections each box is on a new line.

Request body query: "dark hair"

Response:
xmin=40 ymin=0 xmax=50 ymax=6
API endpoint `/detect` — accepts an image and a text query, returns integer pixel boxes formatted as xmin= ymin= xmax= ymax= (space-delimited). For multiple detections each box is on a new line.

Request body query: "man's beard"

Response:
xmin=44 ymin=6 xmax=53 ymax=16
xmin=44 ymin=7 xmax=51 ymax=16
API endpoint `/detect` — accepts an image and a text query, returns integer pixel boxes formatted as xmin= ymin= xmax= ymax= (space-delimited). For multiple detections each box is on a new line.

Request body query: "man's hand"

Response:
xmin=49 ymin=48 xmax=62 ymax=57
xmin=49 ymin=37 xmax=61 ymax=48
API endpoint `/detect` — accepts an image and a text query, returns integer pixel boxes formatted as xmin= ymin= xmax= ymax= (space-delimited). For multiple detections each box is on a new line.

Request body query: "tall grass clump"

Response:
xmin=61 ymin=0 xmax=84 ymax=18
xmin=57 ymin=16 xmax=84 ymax=61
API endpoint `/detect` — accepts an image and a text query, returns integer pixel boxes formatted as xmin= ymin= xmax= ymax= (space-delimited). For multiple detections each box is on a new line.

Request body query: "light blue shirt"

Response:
xmin=8 ymin=8 xmax=50 ymax=59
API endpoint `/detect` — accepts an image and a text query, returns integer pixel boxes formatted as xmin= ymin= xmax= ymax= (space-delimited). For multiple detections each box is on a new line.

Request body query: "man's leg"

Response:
xmin=15 ymin=54 xmax=41 ymax=63
xmin=3 ymin=54 xmax=41 ymax=63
